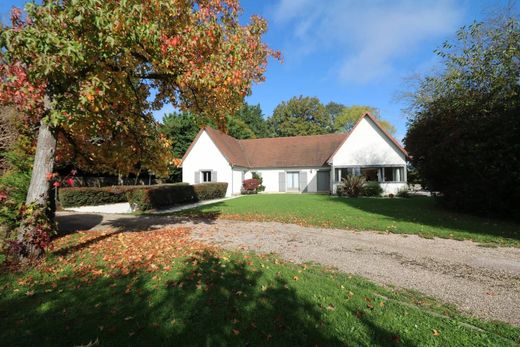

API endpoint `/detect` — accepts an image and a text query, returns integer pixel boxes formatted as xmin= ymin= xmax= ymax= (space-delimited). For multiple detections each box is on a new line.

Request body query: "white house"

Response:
xmin=181 ymin=113 xmax=409 ymax=197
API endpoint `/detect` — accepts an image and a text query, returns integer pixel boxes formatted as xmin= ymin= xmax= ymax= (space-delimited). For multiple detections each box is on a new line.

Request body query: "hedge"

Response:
xmin=59 ymin=186 xmax=142 ymax=207
xmin=361 ymin=182 xmax=383 ymax=197
xmin=127 ymin=182 xmax=228 ymax=211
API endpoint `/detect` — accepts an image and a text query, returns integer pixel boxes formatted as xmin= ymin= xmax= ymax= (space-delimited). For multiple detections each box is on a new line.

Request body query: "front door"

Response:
xmin=286 ymin=171 xmax=299 ymax=191
xmin=317 ymin=171 xmax=330 ymax=192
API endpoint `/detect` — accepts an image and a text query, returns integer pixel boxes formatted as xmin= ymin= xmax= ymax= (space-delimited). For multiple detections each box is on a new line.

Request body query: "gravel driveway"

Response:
xmin=57 ymin=212 xmax=520 ymax=326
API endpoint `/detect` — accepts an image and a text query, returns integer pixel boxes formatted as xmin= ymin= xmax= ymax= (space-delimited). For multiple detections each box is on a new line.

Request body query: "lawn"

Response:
xmin=180 ymin=194 xmax=520 ymax=247
xmin=1 ymin=227 xmax=519 ymax=346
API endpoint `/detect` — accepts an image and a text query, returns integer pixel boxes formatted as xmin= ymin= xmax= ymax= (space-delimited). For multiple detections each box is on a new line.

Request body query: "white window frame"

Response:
xmin=286 ymin=171 xmax=300 ymax=191
xmin=334 ymin=165 xmax=406 ymax=183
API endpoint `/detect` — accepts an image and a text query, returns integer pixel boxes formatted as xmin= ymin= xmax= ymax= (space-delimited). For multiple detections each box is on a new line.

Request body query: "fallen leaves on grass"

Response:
xmin=35 ymin=227 xmax=213 ymax=282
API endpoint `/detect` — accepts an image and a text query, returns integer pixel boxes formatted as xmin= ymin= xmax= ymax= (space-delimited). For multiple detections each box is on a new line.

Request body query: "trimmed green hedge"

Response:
xmin=59 ymin=186 xmax=141 ymax=207
xmin=127 ymin=182 xmax=228 ymax=211
xmin=362 ymin=182 xmax=383 ymax=197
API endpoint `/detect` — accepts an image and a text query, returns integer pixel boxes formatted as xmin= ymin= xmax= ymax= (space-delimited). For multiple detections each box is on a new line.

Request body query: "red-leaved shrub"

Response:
xmin=242 ymin=179 xmax=259 ymax=193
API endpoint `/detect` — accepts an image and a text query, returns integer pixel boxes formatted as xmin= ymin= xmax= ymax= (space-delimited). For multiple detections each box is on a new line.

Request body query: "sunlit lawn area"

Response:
xmin=180 ymin=194 xmax=520 ymax=247
xmin=1 ymin=227 xmax=518 ymax=346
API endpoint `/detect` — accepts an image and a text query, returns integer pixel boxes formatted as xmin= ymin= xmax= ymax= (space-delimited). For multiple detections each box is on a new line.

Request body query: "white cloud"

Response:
xmin=272 ymin=0 xmax=464 ymax=84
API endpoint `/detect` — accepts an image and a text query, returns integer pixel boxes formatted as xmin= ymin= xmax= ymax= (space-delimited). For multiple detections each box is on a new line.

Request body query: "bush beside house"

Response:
xmin=193 ymin=183 xmax=228 ymax=200
xmin=337 ymin=175 xmax=366 ymax=197
xmin=252 ymin=172 xmax=265 ymax=192
xmin=361 ymin=181 xmax=383 ymax=197
xmin=59 ymin=186 xmax=142 ymax=207
xmin=337 ymin=176 xmax=391 ymax=198
xmin=127 ymin=182 xmax=227 ymax=211
xmin=241 ymin=179 xmax=260 ymax=194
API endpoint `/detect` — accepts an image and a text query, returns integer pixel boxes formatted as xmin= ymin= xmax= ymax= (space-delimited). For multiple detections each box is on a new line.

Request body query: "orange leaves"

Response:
xmin=42 ymin=227 xmax=213 ymax=279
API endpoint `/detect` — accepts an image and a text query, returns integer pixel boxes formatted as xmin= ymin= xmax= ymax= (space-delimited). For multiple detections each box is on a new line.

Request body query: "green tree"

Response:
xmin=161 ymin=112 xmax=200 ymax=160
xmin=234 ymin=103 xmax=270 ymax=138
xmin=334 ymin=105 xmax=396 ymax=135
xmin=325 ymin=102 xmax=345 ymax=130
xmin=404 ymin=14 xmax=519 ymax=217
xmin=334 ymin=105 xmax=379 ymax=132
xmin=269 ymin=96 xmax=329 ymax=137
xmin=226 ymin=115 xmax=256 ymax=139
xmin=0 ymin=0 xmax=278 ymax=260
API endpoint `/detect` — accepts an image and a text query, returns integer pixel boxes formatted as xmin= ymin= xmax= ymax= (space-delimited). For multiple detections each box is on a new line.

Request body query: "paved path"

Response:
xmin=63 ymin=196 xmax=240 ymax=214
xmin=57 ymin=212 xmax=520 ymax=326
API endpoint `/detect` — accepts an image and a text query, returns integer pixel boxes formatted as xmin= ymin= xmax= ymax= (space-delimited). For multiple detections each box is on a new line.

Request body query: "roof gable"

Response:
xmin=181 ymin=127 xmax=249 ymax=167
xmin=328 ymin=113 xmax=408 ymax=162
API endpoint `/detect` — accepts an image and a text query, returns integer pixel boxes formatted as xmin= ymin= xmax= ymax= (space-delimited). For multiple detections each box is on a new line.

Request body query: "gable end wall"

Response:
xmin=182 ymin=131 xmax=233 ymax=196
xmin=332 ymin=117 xmax=406 ymax=166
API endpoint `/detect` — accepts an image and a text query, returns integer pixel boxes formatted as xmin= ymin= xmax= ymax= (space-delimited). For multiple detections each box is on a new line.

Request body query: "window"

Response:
xmin=335 ymin=168 xmax=355 ymax=182
xmin=384 ymin=167 xmax=405 ymax=182
xmin=335 ymin=166 xmax=405 ymax=182
xmin=286 ymin=171 xmax=299 ymax=190
xmin=201 ymin=170 xmax=212 ymax=182
xmin=361 ymin=167 xmax=379 ymax=182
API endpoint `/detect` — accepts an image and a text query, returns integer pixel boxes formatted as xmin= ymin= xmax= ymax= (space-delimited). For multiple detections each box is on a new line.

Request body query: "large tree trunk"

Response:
xmin=25 ymin=120 xmax=56 ymax=205
xmin=16 ymin=119 xmax=56 ymax=260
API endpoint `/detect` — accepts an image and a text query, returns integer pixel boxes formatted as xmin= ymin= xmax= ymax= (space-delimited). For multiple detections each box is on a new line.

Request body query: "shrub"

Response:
xmin=241 ymin=178 xmax=259 ymax=194
xmin=396 ymin=188 xmax=410 ymax=198
xmin=338 ymin=175 xmax=366 ymax=197
xmin=59 ymin=186 xmax=141 ymax=207
xmin=362 ymin=181 xmax=383 ymax=197
xmin=404 ymin=16 xmax=520 ymax=218
xmin=193 ymin=182 xmax=228 ymax=200
xmin=252 ymin=172 xmax=265 ymax=192
xmin=127 ymin=182 xmax=227 ymax=211
xmin=0 ymin=171 xmax=30 ymax=236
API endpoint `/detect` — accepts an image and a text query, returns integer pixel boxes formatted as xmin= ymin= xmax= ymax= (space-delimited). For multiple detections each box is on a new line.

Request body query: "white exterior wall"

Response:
xmin=181 ymin=131 xmax=234 ymax=196
xmin=331 ymin=117 xmax=407 ymax=195
xmin=380 ymin=183 xmax=408 ymax=195
xmin=232 ymin=169 xmax=245 ymax=195
xmin=244 ymin=168 xmax=325 ymax=193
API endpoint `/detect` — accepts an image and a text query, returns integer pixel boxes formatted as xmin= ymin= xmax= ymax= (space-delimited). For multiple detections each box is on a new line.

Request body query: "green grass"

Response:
xmin=1 ymin=246 xmax=518 ymax=346
xmin=181 ymin=194 xmax=520 ymax=246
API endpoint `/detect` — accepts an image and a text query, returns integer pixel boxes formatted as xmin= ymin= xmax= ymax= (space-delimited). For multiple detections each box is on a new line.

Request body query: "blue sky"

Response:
xmin=1 ymin=0 xmax=515 ymax=140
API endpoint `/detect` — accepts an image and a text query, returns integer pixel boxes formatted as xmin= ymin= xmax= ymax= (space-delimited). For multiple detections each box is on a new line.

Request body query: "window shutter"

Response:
xmin=278 ymin=172 xmax=285 ymax=192
xmin=299 ymin=171 xmax=307 ymax=192
xmin=211 ymin=171 xmax=217 ymax=182
xmin=194 ymin=171 xmax=200 ymax=183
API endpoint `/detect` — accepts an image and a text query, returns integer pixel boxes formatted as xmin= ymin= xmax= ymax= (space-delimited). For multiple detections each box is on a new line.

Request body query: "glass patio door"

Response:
xmin=286 ymin=171 xmax=299 ymax=191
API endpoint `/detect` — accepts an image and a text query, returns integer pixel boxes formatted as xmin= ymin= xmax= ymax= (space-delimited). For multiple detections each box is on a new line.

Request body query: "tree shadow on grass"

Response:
xmin=55 ymin=213 xmax=104 ymax=235
xmin=331 ymin=196 xmax=520 ymax=242
xmin=0 ymin=251 xmax=417 ymax=346
xmin=102 ymin=212 xmax=222 ymax=232
xmin=56 ymin=211 xmax=221 ymax=234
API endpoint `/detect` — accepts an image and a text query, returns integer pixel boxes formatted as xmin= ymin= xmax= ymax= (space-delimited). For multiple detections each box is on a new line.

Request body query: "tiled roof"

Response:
xmin=182 ymin=113 xmax=408 ymax=168
xmin=238 ymin=133 xmax=347 ymax=168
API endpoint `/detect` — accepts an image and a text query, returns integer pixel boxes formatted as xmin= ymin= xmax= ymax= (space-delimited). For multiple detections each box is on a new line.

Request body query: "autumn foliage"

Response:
xmin=0 ymin=0 xmax=278 ymax=259
xmin=0 ymin=0 xmax=278 ymax=176
xmin=242 ymin=178 xmax=260 ymax=193
xmin=44 ymin=227 xmax=213 ymax=276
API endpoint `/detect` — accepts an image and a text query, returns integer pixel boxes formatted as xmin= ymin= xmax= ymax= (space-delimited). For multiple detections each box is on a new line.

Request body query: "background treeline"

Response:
xmin=160 ymin=98 xmax=396 ymax=180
